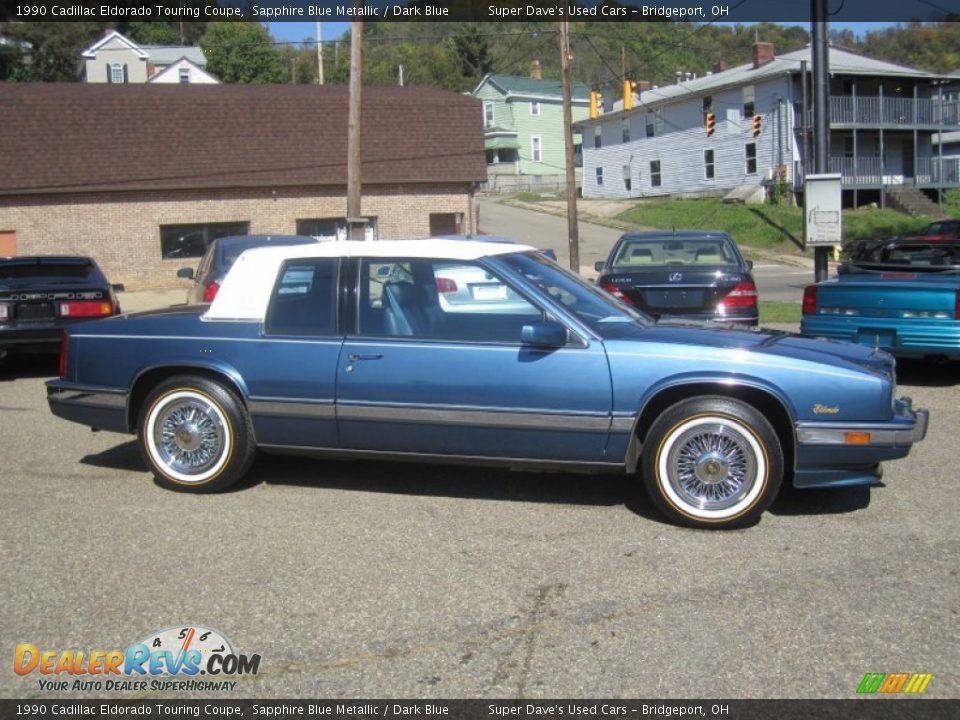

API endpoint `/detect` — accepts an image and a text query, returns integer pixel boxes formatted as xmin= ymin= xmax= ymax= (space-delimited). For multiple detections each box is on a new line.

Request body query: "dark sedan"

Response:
xmin=0 ymin=256 xmax=120 ymax=360
xmin=177 ymin=234 xmax=318 ymax=304
xmin=905 ymin=219 xmax=960 ymax=243
xmin=594 ymin=231 xmax=758 ymax=326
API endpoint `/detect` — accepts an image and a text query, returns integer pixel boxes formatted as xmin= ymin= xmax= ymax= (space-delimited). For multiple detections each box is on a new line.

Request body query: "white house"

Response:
xmin=81 ymin=31 xmax=216 ymax=84
xmin=579 ymin=43 xmax=959 ymax=208
xmin=148 ymin=58 xmax=219 ymax=85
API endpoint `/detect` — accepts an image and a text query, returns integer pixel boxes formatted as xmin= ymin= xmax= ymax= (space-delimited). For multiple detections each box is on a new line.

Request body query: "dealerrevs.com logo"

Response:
xmin=15 ymin=625 xmax=261 ymax=692
xmin=856 ymin=672 xmax=934 ymax=695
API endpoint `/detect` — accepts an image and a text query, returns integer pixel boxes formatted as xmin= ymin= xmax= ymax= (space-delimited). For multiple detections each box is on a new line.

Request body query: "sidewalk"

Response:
xmin=118 ymin=288 xmax=185 ymax=314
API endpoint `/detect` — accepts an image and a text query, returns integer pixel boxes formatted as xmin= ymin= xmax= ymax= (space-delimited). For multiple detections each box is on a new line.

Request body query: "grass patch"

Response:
xmin=758 ymin=301 xmax=801 ymax=325
xmin=942 ymin=189 xmax=960 ymax=217
xmin=513 ymin=191 xmax=543 ymax=203
xmin=614 ymin=198 xmax=933 ymax=250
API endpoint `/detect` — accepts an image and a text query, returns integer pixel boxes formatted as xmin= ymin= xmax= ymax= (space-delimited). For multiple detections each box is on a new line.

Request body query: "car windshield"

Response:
xmin=498 ymin=252 xmax=652 ymax=333
xmin=848 ymin=242 xmax=960 ymax=272
xmin=610 ymin=237 xmax=740 ymax=270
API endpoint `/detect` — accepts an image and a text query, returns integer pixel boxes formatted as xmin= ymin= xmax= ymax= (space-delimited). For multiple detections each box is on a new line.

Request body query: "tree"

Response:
xmin=0 ymin=21 xmax=111 ymax=81
xmin=200 ymin=22 xmax=285 ymax=84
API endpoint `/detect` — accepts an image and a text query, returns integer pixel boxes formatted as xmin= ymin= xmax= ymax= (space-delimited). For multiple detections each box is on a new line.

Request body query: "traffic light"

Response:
xmin=705 ymin=111 xmax=715 ymax=137
xmin=623 ymin=80 xmax=638 ymax=111
xmin=752 ymin=112 xmax=761 ymax=137
xmin=590 ymin=90 xmax=603 ymax=119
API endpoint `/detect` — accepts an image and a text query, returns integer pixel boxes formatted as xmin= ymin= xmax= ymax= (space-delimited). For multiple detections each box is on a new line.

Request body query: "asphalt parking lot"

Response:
xmin=1 ymin=349 xmax=957 ymax=700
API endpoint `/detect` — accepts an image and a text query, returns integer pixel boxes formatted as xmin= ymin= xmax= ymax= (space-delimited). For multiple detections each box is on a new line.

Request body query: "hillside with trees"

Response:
xmin=0 ymin=20 xmax=957 ymax=87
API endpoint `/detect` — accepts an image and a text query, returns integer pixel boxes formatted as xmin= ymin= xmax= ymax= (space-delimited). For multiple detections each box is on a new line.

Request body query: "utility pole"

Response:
xmin=560 ymin=21 xmax=580 ymax=273
xmin=316 ymin=22 xmax=324 ymax=85
xmin=347 ymin=19 xmax=366 ymax=240
xmin=812 ymin=0 xmax=830 ymax=281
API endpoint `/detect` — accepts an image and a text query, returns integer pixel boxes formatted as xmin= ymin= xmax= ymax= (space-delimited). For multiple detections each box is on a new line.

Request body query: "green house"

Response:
xmin=472 ymin=68 xmax=590 ymax=182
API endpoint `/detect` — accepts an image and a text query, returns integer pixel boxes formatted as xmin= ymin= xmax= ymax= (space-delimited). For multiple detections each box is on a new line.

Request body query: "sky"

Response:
xmin=267 ymin=21 xmax=900 ymax=45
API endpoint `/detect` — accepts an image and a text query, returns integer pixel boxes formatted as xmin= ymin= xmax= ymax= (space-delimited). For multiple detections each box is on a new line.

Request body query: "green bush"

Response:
xmin=514 ymin=192 xmax=543 ymax=203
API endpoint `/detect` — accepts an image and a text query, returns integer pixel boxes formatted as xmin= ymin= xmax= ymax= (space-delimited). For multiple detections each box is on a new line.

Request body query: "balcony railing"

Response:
xmin=794 ymin=157 xmax=960 ymax=187
xmin=795 ymin=97 xmax=960 ymax=127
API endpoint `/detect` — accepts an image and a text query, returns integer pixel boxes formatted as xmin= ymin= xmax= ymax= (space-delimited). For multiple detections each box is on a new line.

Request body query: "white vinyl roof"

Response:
xmin=204 ymin=239 xmax=534 ymax=321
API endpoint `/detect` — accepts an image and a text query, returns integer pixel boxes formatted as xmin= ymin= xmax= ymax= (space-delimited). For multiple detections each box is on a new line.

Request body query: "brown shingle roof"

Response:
xmin=0 ymin=83 xmax=487 ymax=195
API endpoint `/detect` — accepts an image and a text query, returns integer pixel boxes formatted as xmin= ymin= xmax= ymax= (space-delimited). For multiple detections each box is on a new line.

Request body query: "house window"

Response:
xmin=704 ymin=149 xmax=715 ymax=180
xmin=110 ymin=64 xmax=125 ymax=84
xmin=702 ymin=96 xmax=713 ymax=113
xmin=844 ymin=136 xmax=855 ymax=158
xmin=531 ymin=136 xmax=542 ymax=163
xmin=743 ymin=85 xmax=755 ymax=118
xmin=650 ymin=160 xmax=662 ymax=188
xmin=594 ymin=126 xmax=602 ymax=149
xmin=484 ymin=101 xmax=494 ymax=128
xmin=160 ymin=221 xmax=249 ymax=260
xmin=530 ymin=101 xmax=541 ymax=116
xmin=645 ymin=113 xmax=656 ymax=138
xmin=623 ymin=165 xmax=632 ymax=192
xmin=745 ymin=143 xmax=757 ymax=174
xmin=179 ymin=67 xmax=190 ymax=83
xmin=596 ymin=167 xmax=604 ymax=186
xmin=622 ymin=118 xmax=631 ymax=143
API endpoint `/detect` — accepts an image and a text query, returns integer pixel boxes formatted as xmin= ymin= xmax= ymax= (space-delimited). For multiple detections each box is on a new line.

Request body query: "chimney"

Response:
xmin=711 ymin=59 xmax=727 ymax=74
xmin=529 ymin=59 xmax=541 ymax=80
xmin=752 ymin=42 xmax=775 ymax=69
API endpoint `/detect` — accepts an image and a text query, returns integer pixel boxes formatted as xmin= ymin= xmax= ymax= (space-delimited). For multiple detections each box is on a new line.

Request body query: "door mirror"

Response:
xmin=745 ymin=259 xmax=754 ymax=270
xmin=110 ymin=283 xmax=125 ymax=293
xmin=594 ymin=260 xmax=605 ymax=272
xmin=177 ymin=267 xmax=195 ymax=280
xmin=521 ymin=320 xmax=568 ymax=348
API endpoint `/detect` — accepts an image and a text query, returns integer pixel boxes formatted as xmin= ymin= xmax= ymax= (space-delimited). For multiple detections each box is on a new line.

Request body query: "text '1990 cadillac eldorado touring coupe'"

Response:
xmin=47 ymin=240 xmax=928 ymax=529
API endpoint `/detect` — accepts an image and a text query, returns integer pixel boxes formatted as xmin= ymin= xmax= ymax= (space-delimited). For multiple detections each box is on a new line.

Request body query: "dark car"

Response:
xmin=177 ymin=235 xmax=318 ymax=304
xmin=0 ymin=256 xmax=120 ymax=360
xmin=594 ymin=231 xmax=758 ymax=326
xmin=905 ymin=219 xmax=960 ymax=243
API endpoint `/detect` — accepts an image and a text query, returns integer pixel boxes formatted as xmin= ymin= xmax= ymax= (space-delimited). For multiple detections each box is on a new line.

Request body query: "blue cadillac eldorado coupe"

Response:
xmin=47 ymin=240 xmax=928 ymax=529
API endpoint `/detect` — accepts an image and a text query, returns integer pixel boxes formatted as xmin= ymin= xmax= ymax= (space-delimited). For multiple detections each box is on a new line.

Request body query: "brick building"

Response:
xmin=0 ymin=83 xmax=486 ymax=289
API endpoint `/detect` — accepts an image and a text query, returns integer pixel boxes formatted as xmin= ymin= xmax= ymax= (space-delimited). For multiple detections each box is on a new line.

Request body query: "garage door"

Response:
xmin=0 ymin=231 xmax=16 ymax=256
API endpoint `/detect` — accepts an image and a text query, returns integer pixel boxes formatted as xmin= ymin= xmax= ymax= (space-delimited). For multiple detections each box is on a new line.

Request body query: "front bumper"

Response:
xmin=792 ymin=397 xmax=928 ymax=488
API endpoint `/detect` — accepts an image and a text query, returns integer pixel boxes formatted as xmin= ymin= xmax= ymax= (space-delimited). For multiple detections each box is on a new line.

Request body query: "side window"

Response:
xmin=264 ymin=259 xmax=338 ymax=336
xmin=358 ymin=258 xmax=541 ymax=342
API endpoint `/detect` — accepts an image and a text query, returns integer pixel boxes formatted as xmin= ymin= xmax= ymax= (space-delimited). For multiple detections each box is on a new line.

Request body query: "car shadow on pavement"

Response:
xmin=894 ymin=359 xmax=960 ymax=386
xmin=80 ymin=439 xmax=147 ymax=473
xmin=769 ymin=482 xmax=872 ymax=517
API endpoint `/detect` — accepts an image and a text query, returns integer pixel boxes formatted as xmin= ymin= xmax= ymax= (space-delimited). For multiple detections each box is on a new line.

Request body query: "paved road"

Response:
xmin=478 ymin=199 xmax=814 ymax=302
xmin=1 ymin=352 xmax=957 ymax=700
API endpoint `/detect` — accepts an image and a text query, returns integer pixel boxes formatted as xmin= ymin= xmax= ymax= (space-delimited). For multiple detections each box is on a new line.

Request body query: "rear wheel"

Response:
xmin=641 ymin=397 xmax=783 ymax=529
xmin=138 ymin=376 xmax=255 ymax=492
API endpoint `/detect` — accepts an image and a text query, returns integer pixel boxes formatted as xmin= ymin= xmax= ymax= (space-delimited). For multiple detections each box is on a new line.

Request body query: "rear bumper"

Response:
xmin=0 ymin=325 xmax=64 ymax=352
xmin=801 ymin=316 xmax=960 ymax=359
xmin=792 ymin=397 xmax=928 ymax=488
xmin=46 ymin=381 xmax=129 ymax=433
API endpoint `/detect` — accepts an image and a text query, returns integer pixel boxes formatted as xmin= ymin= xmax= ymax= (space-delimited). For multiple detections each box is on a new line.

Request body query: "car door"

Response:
xmin=336 ymin=257 xmax=613 ymax=463
xmin=240 ymin=258 xmax=344 ymax=449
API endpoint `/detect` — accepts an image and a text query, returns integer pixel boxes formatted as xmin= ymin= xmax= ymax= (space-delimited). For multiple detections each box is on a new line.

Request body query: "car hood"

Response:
xmin=607 ymin=320 xmax=894 ymax=379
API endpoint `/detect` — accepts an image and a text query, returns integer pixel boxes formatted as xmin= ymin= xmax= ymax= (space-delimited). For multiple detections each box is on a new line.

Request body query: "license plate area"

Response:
xmin=470 ymin=283 xmax=508 ymax=301
xmin=644 ymin=289 xmax=707 ymax=309
xmin=16 ymin=302 xmax=55 ymax=321
xmin=857 ymin=328 xmax=896 ymax=348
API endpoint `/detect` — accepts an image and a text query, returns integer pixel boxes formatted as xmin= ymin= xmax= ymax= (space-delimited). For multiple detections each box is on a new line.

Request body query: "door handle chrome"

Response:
xmin=348 ymin=353 xmax=383 ymax=361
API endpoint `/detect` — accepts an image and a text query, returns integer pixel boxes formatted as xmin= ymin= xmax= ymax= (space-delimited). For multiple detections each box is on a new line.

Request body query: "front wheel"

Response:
xmin=138 ymin=376 xmax=255 ymax=492
xmin=641 ymin=397 xmax=783 ymax=529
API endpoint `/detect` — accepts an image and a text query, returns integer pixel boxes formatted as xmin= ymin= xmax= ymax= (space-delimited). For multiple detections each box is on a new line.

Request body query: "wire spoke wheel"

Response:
xmin=668 ymin=420 xmax=757 ymax=512
xmin=154 ymin=397 xmax=226 ymax=478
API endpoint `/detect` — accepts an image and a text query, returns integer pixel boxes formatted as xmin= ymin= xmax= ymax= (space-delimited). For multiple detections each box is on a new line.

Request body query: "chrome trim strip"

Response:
xmin=248 ymin=399 xmax=336 ymax=419
xmin=258 ymin=443 xmax=624 ymax=470
xmin=337 ymin=403 xmax=612 ymax=432
xmin=610 ymin=416 xmax=635 ymax=432
xmin=47 ymin=387 xmax=127 ymax=408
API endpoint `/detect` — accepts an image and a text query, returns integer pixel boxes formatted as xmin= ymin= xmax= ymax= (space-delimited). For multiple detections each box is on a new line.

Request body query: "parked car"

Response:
xmin=1 ymin=256 xmax=120 ymax=360
xmin=801 ymin=239 xmax=960 ymax=361
xmin=594 ymin=231 xmax=758 ymax=326
xmin=177 ymin=235 xmax=318 ymax=304
xmin=904 ymin=219 xmax=960 ymax=243
xmin=48 ymin=239 xmax=927 ymax=529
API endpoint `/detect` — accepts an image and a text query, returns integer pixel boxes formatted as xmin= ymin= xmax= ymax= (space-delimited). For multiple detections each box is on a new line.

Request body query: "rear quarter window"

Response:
xmin=264 ymin=259 xmax=339 ymax=336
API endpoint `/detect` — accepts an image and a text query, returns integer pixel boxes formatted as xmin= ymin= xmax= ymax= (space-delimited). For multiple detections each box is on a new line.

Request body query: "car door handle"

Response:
xmin=348 ymin=353 xmax=383 ymax=361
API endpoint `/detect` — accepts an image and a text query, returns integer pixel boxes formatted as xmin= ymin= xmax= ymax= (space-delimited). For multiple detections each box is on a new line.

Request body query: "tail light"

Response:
xmin=599 ymin=281 xmax=635 ymax=305
xmin=435 ymin=278 xmax=458 ymax=294
xmin=57 ymin=300 xmax=114 ymax=317
xmin=0 ymin=302 xmax=11 ymax=321
xmin=204 ymin=281 xmax=221 ymax=303
xmin=955 ymin=289 xmax=960 ymax=320
xmin=58 ymin=333 xmax=68 ymax=379
xmin=802 ymin=286 xmax=818 ymax=315
xmin=718 ymin=282 xmax=758 ymax=312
